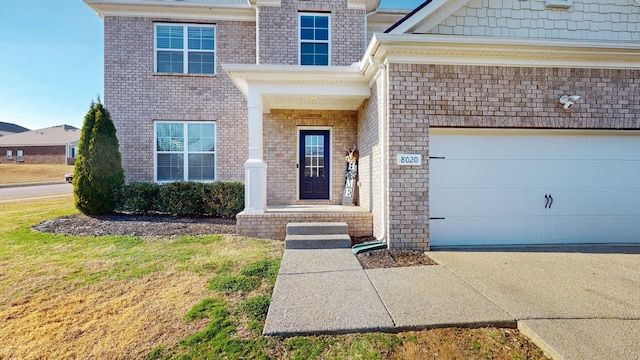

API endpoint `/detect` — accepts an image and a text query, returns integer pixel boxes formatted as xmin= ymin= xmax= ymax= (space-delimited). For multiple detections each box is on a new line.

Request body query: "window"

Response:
xmin=17 ymin=150 xmax=23 ymax=162
xmin=155 ymin=122 xmax=216 ymax=182
xmin=155 ymin=23 xmax=216 ymax=74
xmin=6 ymin=150 xmax=12 ymax=160
xmin=299 ymin=13 xmax=330 ymax=66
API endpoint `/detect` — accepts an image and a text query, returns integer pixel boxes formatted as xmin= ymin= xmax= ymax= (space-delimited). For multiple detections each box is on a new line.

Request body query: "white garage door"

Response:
xmin=429 ymin=129 xmax=640 ymax=247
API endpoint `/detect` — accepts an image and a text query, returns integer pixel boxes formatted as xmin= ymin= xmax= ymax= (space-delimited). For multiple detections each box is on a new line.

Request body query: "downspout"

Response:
xmin=364 ymin=9 xmax=378 ymax=50
xmin=368 ymin=55 xmax=387 ymax=246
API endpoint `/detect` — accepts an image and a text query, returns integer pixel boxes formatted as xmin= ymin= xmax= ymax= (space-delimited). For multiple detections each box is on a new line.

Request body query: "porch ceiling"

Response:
xmin=223 ymin=64 xmax=371 ymax=112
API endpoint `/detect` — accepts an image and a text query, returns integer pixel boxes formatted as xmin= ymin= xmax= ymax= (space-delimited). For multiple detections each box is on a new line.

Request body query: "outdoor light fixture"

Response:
xmin=559 ymin=95 xmax=581 ymax=109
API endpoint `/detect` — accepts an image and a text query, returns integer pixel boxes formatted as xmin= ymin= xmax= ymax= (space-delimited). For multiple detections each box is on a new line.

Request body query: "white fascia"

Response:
xmin=84 ymin=0 xmax=255 ymax=21
xmin=362 ymin=34 xmax=640 ymax=73
xmin=223 ymin=64 xmax=370 ymax=112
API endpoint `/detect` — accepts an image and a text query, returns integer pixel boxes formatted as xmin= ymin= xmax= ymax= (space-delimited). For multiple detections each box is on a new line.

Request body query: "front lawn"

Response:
xmin=0 ymin=195 xmax=548 ymax=359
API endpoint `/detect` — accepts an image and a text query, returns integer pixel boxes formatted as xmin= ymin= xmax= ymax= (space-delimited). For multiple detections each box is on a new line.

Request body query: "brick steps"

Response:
xmin=285 ymin=222 xmax=351 ymax=249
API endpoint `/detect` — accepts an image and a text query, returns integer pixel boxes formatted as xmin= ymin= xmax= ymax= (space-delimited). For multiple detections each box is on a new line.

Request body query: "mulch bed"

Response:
xmin=33 ymin=213 xmax=236 ymax=238
xmin=352 ymin=236 xmax=439 ymax=269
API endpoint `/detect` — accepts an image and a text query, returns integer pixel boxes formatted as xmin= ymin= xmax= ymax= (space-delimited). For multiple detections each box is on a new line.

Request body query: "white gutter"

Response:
xmin=367 ymin=55 xmax=387 ymax=247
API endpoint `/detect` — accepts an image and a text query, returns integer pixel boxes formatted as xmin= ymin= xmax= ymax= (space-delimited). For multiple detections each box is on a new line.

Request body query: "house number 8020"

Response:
xmin=397 ymin=154 xmax=422 ymax=166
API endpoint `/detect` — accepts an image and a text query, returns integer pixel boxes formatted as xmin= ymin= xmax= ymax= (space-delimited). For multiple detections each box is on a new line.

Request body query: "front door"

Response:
xmin=299 ymin=130 xmax=330 ymax=200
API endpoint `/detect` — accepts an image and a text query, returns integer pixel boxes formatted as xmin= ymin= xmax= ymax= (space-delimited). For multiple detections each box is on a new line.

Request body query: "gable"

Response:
xmin=391 ymin=0 xmax=640 ymax=41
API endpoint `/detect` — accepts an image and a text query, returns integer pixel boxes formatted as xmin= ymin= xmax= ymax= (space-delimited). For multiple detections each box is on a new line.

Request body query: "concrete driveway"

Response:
xmin=429 ymin=247 xmax=640 ymax=360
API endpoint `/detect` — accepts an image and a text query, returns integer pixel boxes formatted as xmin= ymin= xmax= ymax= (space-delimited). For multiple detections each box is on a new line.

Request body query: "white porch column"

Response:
xmin=244 ymin=88 xmax=267 ymax=213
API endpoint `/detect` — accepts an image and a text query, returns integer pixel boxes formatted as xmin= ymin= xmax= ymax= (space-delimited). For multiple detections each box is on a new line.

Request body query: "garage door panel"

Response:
xmin=429 ymin=130 xmax=640 ymax=246
xmin=430 ymin=216 xmax=640 ymax=247
xmin=431 ymin=159 xmax=640 ymax=189
xmin=431 ymin=188 xmax=640 ymax=217
xmin=431 ymin=134 xmax=640 ymax=161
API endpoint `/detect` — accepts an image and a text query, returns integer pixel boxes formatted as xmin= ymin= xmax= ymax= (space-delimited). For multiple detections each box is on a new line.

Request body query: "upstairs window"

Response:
xmin=299 ymin=13 xmax=330 ymax=66
xmin=155 ymin=23 xmax=216 ymax=74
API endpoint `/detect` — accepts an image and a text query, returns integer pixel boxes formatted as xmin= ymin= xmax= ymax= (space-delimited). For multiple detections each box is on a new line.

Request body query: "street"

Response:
xmin=0 ymin=184 xmax=73 ymax=201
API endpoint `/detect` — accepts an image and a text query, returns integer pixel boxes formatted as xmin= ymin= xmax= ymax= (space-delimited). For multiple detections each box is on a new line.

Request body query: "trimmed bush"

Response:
xmin=159 ymin=181 xmax=207 ymax=217
xmin=114 ymin=182 xmax=161 ymax=214
xmin=74 ymin=101 xmax=125 ymax=215
xmin=203 ymin=181 xmax=244 ymax=218
xmin=114 ymin=181 xmax=244 ymax=218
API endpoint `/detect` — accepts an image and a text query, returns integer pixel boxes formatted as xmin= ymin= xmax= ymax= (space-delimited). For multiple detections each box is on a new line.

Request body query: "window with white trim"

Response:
xmin=155 ymin=122 xmax=216 ymax=182
xmin=16 ymin=150 xmax=23 ymax=162
xmin=299 ymin=13 xmax=330 ymax=66
xmin=6 ymin=150 xmax=12 ymax=160
xmin=155 ymin=23 xmax=216 ymax=74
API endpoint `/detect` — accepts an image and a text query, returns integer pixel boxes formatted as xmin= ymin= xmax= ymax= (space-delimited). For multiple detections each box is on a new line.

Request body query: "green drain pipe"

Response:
xmin=352 ymin=241 xmax=387 ymax=255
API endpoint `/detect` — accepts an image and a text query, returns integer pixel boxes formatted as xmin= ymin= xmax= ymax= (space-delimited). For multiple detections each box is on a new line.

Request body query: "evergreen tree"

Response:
xmin=73 ymin=100 xmax=125 ymax=215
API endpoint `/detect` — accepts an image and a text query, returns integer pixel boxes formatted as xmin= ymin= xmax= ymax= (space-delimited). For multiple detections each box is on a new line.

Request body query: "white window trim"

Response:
xmin=6 ymin=150 xmax=12 ymax=160
xmin=16 ymin=150 xmax=23 ymax=162
xmin=154 ymin=121 xmax=217 ymax=182
xmin=296 ymin=126 xmax=333 ymax=201
xmin=154 ymin=23 xmax=217 ymax=75
xmin=298 ymin=13 xmax=331 ymax=66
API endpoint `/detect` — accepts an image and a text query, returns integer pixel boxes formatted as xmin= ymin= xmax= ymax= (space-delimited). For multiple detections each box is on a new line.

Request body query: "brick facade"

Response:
xmin=104 ymin=16 xmax=255 ymax=183
xmin=0 ymin=146 xmax=68 ymax=165
xmin=393 ymin=64 xmax=640 ymax=129
xmin=357 ymin=77 xmax=384 ymax=239
xmin=258 ymin=0 xmax=365 ymax=66
xmin=237 ymin=211 xmax=372 ymax=240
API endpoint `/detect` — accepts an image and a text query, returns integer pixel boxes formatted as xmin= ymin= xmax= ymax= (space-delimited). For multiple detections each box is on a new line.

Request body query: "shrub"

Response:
xmin=74 ymin=101 xmax=125 ymax=215
xmin=114 ymin=182 xmax=161 ymax=214
xmin=159 ymin=181 xmax=207 ymax=217
xmin=203 ymin=182 xmax=244 ymax=218
xmin=114 ymin=181 xmax=244 ymax=218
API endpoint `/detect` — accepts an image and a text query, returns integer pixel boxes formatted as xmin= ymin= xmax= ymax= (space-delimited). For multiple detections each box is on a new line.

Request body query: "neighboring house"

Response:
xmin=0 ymin=122 xmax=29 ymax=137
xmin=0 ymin=125 xmax=80 ymax=165
xmin=85 ymin=0 xmax=640 ymax=250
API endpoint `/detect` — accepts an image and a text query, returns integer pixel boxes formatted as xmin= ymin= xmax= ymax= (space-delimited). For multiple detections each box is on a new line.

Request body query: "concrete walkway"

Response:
xmin=264 ymin=246 xmax=640 ymax=360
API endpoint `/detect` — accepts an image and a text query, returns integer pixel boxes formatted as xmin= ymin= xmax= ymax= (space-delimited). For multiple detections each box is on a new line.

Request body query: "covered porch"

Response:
xmin=224 ymin=64 xmax=375 ymax=240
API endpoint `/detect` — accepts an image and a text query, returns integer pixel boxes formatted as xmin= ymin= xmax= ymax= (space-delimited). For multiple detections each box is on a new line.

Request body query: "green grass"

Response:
xmin=0 ymin=196 xmax=549 ymax=360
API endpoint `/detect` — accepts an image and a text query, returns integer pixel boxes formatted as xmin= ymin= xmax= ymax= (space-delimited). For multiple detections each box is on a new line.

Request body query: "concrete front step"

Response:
xmin=285 ymin=234 xmax=352 ymax=249
xmin=286 ymin=222 xmax=348 ymax=236
xmin=285 ymin=222 xmax=351 ymax=249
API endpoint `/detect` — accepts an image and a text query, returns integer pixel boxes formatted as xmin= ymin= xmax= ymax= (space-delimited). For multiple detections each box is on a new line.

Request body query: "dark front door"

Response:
xmin=299 ymin=130 xmax=330 ymax=200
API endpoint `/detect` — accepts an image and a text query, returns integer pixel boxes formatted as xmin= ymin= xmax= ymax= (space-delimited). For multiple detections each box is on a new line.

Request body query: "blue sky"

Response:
xmin=0 ymin=0 xmax=422 ymax=131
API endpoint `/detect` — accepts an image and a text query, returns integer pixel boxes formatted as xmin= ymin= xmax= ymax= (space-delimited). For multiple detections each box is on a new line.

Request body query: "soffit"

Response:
xmin=84 ymin=0 xmax=255 ymax=21
xmin=223 ymin=65 xmax=370 ymax=112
